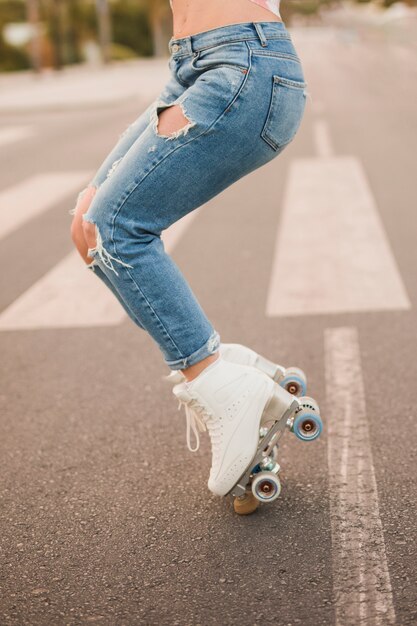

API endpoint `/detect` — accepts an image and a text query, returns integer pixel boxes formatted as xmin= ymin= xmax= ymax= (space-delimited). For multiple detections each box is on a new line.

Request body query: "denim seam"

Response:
xmin=191 ymin=56 xmax=249 ymax=73
xmin=123 ymin=265 xmax=186 ymax=357
xmin=171 ymin=35 xmax=291 ymax=59
xmin=250 ymin=50 xmax=301 ymax=63
xmin=87 ymin=262 xmax=146 ymax=329
xmin=176 ymin=33 xmax=291 ymax=55
xmin=200 ymin=43 xmax=253 ymax=126
xmin=173 ymin=67 xmax=191 ymax=88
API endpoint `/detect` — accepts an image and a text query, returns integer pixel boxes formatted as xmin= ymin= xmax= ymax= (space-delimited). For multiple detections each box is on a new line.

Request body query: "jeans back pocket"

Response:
xmin=261 ymin=75 xmax=307 ymax=151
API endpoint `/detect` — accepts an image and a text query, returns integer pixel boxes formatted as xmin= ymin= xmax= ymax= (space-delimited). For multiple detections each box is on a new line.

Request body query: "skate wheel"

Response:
xmin=298 ymin=395 xmax=320 ymax=414
xmin=280 ymin=367 xmax=307 ymax=397
xmin=251 ymin=471 xmax=282 ymax=503
xmin=233 ymin=492 xmax=259 ymax=515
xmin=292 ymin=410 xmax=323 ymax=441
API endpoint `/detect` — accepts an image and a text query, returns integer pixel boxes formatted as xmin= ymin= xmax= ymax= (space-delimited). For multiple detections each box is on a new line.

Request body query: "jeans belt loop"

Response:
xmin=254 ymin=22 xmax=268 ymax=47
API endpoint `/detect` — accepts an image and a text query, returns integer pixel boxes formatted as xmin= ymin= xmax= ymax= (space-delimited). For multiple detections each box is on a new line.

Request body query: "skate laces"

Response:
xmin=177 ymin=396 xmax=217 ymax=453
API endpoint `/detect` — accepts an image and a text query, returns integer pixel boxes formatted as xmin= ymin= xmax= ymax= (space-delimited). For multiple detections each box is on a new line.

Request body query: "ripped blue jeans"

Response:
xmin=76 ymin=21 xmax=307 ymax=370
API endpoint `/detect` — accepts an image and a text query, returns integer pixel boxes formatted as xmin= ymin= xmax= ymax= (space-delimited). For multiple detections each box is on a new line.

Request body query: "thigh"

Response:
xmin=88 ymin=73 xmax=186 ymax=190
xmin=84 ymin=55 xmax=304 ymax=238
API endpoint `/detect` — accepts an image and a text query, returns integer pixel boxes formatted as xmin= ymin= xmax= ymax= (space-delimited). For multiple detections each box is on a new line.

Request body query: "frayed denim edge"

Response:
xmin=165 ymin=329 xmax=221 ymax=370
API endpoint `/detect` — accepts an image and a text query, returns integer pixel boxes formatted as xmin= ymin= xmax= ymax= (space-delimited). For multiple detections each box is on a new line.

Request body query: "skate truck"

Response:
xmin=230 ymin=365 xmax=323 ymax=515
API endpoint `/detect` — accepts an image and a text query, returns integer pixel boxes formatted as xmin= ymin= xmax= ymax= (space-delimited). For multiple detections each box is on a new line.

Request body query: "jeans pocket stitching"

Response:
xmin=260 ymin=74 xmax=307 ymax=151
xmin=191 ymin=44 xmax=250 ymax=73
xmin=199 ymin=46 xmax=253 ymax=134
xmin=251 ymin=50 xmax=302 ymax=64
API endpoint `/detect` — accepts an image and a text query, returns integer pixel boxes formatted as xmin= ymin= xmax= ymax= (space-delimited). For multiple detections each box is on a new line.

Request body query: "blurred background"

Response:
xmin=0 ymin=0 xmax=415 ymax=72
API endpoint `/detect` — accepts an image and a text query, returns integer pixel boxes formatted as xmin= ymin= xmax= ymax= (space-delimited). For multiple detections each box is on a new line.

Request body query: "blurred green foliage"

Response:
xmin=112 ymin=0 xmax=152 ymax=57
xmin=0 ymin=0 xmax=155 ymax=70
xmin=0 ymin=0 xmax=28 ymax=70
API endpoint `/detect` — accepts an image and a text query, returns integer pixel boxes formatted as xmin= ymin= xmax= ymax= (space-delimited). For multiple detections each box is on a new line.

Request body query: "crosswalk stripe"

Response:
xmin=266 ymin=156 xmax=410 ymax=316
xmin=0 ymin=172 xmax=92 ymax=240
xmin=313 ymin=119 xmax=334 ymax=157
xmin=0 ymin=126 xmax=35 ymax=147
xmin=325 ymin=326 xmax=396 ymax=625
xmin=0 ymin=252 xmax=125 ymax=329
xmin=0 ymin=209 xmax=200 ymax=330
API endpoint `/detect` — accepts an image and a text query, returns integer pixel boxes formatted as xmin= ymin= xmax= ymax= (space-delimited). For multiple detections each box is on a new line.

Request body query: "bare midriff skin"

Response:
xmin=72 ymin=1 xmax=281 ymax=381
xmin=171 ymin=0 xmax=282 ymax=39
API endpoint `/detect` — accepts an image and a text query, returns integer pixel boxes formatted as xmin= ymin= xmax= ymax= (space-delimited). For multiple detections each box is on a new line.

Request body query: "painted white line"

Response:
xmin=0 ymin=252 xmax=125 ymax=329
xmin=0 ymin=209 xmax=200 ymax=330
xmin=0 ymin=126 xmax=35 ymax=147
xmin=161 ymin=208 xmax=200 ymax=251
xmin=324 ymin=326 xmax=396 ymax=626
xmin=0 ymin=172 xmax=92 ymax=240
xmin=311 ymin=99 xmax=326 ymax=115
xmin=266 ymin=156 xmax=410 ymax=316
xmin=313 ymin=118 xmax=334 ymax=157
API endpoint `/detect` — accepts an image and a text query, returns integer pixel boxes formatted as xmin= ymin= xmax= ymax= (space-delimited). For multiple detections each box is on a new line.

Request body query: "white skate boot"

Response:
xmin=172 ymin=354 xmax=299 ymax=497
xmin=164 ymin=343 xmax=307 ymax=396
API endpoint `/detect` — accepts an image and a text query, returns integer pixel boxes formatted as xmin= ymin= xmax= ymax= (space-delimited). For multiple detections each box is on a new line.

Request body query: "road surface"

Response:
xmin=0 ymin=24 xmax=416 ymax=626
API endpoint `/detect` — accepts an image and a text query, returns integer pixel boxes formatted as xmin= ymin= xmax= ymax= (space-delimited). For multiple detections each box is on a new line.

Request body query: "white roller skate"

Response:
xmin=164 ymin=342 xmax=307 ymax=396
xmin=173 ymin=355 xmax=323 ymax=515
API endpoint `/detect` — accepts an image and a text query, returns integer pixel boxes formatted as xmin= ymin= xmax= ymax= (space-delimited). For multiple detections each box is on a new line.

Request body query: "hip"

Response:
xmin=162 ymin=22 xmax=307 ymax=155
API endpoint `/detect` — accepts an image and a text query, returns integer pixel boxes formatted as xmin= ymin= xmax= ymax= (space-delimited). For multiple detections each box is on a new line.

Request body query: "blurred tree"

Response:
xmin=96 ymin=0 xmax=111 ymax=63
xmin=111 ymin=0 xmax=152 ymax=57
xmin=47 ymin=0 xmax=63 ymax=69
xmin=66 ymin=0 xmax=85 ymax=64
xmin=26 ymin=0 xmax=41 ymax=70
xmin=145 ymin=0 xmax=171 ymax=56
xmin=0 ymin=1 xmax=30 ymax=71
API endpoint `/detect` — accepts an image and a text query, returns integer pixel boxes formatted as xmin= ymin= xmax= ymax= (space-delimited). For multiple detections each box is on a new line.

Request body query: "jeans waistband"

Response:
xmin=168 ymin=21 xmax=291 ymax=57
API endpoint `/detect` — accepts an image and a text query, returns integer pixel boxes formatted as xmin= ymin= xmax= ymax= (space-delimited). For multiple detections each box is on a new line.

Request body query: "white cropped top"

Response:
xmin=169 ymin=1 xmax=281 ymax=19
xmin=246 ymin=0 xmax=281 ymax=17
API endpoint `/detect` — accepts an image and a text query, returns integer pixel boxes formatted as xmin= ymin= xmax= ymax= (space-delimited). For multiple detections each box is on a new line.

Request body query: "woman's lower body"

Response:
xmin=71 ymin=21 xmax=308 ymax=498
xmin=72 ymin=20 xmax=306 ymax=370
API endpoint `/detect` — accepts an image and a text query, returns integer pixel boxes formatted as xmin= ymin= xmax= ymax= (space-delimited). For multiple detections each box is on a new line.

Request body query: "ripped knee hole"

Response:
xmin=69 ymin=184 xmax=98 ymax=217
xmin=81 ymin=216 xmax=133 ymax=276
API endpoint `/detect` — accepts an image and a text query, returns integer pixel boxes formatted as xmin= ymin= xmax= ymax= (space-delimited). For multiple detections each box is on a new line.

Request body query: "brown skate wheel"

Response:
xmin=233 ymin=492 xmax=259 ymax=515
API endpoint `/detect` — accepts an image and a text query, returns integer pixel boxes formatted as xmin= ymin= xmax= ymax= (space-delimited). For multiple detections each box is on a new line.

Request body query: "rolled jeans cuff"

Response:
xmin=165 ymin=330 xmax=221 ymax=371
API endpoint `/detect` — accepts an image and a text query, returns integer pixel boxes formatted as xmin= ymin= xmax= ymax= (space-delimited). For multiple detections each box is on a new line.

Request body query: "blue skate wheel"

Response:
xmin=292 ymin=411 xmax=323 ymax=441
xmin=280 ymin=374 xmax=307 ymax=397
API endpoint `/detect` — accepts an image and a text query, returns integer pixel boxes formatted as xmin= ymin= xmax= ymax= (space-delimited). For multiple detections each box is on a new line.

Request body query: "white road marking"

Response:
xmin=0 ymin=126 xmax=35 ymax=147
xmin=161 ymin=209 xmax=199 ymax=251
xmin=266 ymin=156 xmax=410 ymax=316
xmin=311 ymin=99 xmax=326 ymax=115
xmin=313 ymin=119 xmax=334 ymax=157
xmin=0 ymin=172 xmax=91 ymax=240
xmin=0 ymin=253 xmax=125 ymax=329
xmin=0 ymin=209 xmax=200 ymax=330
xmin=324 ymin=326 xmax=396 ymax=626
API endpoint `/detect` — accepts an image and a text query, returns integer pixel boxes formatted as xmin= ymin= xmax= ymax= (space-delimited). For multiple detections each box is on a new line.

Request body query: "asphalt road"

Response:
xmin=0 ymin=25 xmax=416 ymax=625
